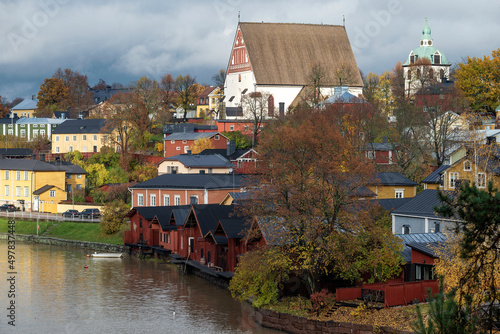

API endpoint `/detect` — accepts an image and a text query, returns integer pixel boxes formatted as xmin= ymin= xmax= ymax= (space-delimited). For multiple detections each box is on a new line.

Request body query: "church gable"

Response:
xmin=228 ymin=28 xmax=252 ymax=75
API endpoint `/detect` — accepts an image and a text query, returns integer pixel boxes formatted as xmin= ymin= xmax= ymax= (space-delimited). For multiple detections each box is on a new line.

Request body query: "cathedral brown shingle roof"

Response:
xmin=239 ymin=22 xmax=363 ymax=87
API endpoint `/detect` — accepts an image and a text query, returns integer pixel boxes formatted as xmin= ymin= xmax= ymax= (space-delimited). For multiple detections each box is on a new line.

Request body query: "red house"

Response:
xmin=364 ymin=141 xmax=397 ymax=165
xmin=163 ymin=132 xmax=228 ymax=158
xmin=199 ymin=145 xmax=258 ymax=174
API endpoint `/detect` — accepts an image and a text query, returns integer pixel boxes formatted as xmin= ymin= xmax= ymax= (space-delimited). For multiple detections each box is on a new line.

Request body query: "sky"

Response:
xmin=0 ymin=0 xmax=498 ymax=102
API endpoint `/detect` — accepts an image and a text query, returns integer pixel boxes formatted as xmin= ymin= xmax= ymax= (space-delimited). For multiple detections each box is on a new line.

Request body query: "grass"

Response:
xmin=0 ymin=218 xmax=126 ymax=245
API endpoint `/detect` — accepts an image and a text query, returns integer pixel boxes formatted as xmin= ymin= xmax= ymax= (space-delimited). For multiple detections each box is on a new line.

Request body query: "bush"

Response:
xmin=311 ymin=289 xmax=334 ymax=315
xmin=100 ymin=200 xmax=130 ymax=235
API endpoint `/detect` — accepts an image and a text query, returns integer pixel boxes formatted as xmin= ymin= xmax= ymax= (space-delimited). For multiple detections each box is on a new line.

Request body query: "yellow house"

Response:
xmin=51 ymin=119 xmax=115 ymax=154
xmin=367 ymin=172 xmax=418 ymax=199
xmin=0 ymin=159 xmax=87 ymax=213
xmin=196 ymin=86 xmax=223 ymax=118
xmin=421 ymin=164 xmax=450 ymax=190
xmin=441 ymin=156 xmax=497 ymax=191
xmin=47 ymin=161 xmax=87 ymax=196
xmin=11 ymin=98 xmax=37 ymax=118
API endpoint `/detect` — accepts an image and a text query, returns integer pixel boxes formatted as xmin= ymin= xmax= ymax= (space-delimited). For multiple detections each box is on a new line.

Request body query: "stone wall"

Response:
xmin=0 ymin=233 xmax=126 ymax=253
xmin=254 ymin=308 xmax=414 ymax=334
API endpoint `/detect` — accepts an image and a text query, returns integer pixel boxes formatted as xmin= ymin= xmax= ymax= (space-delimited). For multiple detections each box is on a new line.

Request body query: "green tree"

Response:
xmin=222 ymin=131 xmax=252 ymax=149
xmin=436 ymin=182 xmax=500 ymax=331
xmin=229 ymin=247 xmax=293 ymax=308
xmin=455 ymin=49 xmax=500 ymax=110
xmin=413 ymin=278 xmax=481 ymax=334
xmin=100 ymin=199 xmax=130 ymax=235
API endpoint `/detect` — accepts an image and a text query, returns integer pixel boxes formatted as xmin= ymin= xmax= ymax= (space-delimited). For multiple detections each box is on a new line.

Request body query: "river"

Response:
xmin=0 ymin=241 xmax=281 ymax=334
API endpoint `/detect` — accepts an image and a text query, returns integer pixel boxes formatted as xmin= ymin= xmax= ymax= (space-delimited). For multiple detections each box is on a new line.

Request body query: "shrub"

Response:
xmin=311 ymin=289 xmax=334 ymax=315
xmin=100 ymin=200 xmax=130 ymax=235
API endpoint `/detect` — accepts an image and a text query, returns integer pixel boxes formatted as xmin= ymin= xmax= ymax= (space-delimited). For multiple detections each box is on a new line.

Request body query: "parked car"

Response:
xmin=0 ymin=204 xmax=20 ymax=212
xmin=62 ymin=209 xmax=80 ymax=218
xmin=80 ymin=208 xmax=101 ymax=219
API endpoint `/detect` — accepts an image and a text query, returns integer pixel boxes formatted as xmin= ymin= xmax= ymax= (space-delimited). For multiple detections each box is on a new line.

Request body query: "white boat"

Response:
xmin=91 ymin=252 xmax=123 ymax=258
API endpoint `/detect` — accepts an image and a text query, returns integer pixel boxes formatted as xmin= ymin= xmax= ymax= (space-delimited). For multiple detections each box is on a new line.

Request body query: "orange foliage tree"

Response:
xmin=243 ymin=104 xmax=404 ymax=294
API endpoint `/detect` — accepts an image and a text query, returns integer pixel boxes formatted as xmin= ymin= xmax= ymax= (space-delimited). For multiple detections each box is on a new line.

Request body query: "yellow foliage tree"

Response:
xmin=190 ymin=137 xmax=214 ymax=154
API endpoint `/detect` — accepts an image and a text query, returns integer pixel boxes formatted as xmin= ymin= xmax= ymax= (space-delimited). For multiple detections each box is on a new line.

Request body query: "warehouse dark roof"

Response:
xmin=397 ymin=233 xmax=447 ymax=262
xmin=0 ymin=159 xmax=61 ymax=171
xmin=422 ymin=165 xmax=450 ymax=184
xmin=391 ymin=189 xmax=453 ymax=219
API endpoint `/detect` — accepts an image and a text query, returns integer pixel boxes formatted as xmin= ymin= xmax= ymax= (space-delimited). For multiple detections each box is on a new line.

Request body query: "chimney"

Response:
xmin=186 ymin=150 xmax=192 ymax=155
xmin=227 ymin=141 xmax=236 ymax=156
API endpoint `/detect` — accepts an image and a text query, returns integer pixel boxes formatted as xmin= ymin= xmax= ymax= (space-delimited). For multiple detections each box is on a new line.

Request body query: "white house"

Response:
xmin=223 ymin=22 xmax=364 ymax=119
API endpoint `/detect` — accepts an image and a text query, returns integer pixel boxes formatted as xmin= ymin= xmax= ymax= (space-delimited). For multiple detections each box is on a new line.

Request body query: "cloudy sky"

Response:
xmin=0 ymin=0 xmax=498 ymax=101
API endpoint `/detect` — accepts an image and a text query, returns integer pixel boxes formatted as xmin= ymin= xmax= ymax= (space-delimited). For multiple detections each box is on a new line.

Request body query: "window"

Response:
xmin=77 ymin=174 xmax=81 ymax=179
xmin=40 ymin=130 xmax=45 ymax=137
xmin=82 ymin=135 xmax=86 ymax=141
xmin=83 ymin=146 xmax=87 ymax=152
xmin=395 ymin=189 xmax=404 ymax=198
xmin=166 ymin=234 xmax=171 ymax=244
xmin=190 ymin=195 xmax=198 ymax=204
xmin=150 ymin=194 xmax=157 ymax=206
xmin=478 ymin=173 xmax=486 ymax=188
xmin=214 ymin=135 xmax=220 ymax=140
xmin=182 ymin=140 xmax=187 ymax=144
xmin=176 ymin=146 xmax=181 ymax=151
xmin=163 ymin=195 xmax=170 ymax=206
xmin=16 ymin=186 xmax=21 ymax=197
xmin=55 ymin=147 xmax=60 ymax=153
xmin=24 ymin=186 xmax=29 ymax=197
xmin=402 ymin=225 xmax=411 ymax=234
xmin=16 ymin=170 xmax=21 ymax=180
xmin=50 ymin=190 xmax=55 ymax=197
xmin=69 ymin=146 xmax=73 ymax=152
xmin=189 ymin=237 xmax=194 ymax=254
xmin=171 ymin=140 xmax=175 ymax=144
xmin=33 ymin=130 xmax=38 ymax=137
xmin=230 ymin=125 xmax=234 ymax=131
xmin=5 ymin=185 xmax=9 ymax=196
xmin=24 ymin=171 xmax=28 ymax=180
xmin=174 ymin=195 xmax=181 ymax=206
xmin=449 ymin=172 xmax=459 ymax=188
xmin=366 ymin=151 xmax=375 ymax=159
xmin=55 ymin=135 xmax=60 ymax=142
xmin=434 ymin=53 xmax=441 ymax=64
xmin=5 ymin=170 xmax=9 ymax=180
xmin=117 ymin=135 xmax=121 ymax=143
xmin=463 ymin=161 xmax=471 ymax=171
xmin=434 ymin=222 xmax=440 ymax=233
xmin=139 ymin=218 xmax=143 ymax=228
xmin=93 ymin=135 xmax=97 ymax=141
xmin=66 ymin=174 xmax=72 ymax=179
xmin=73 ymin=135 xmax=77 ymax=141
xmin=76 ymin=184 xmax=82 ymax=190
xmin=184 ymin=146 xmax=189 ymax=153
xmin=65 ymin=135 xmax=69 ymax=142
xmin=244 ymin=125 xmax=249 ymax=131
xmin=93 ymin=146 xmax=97 ymax=153
xmin=20 ymin=129 xmax=26 ymax=138
xmin=137 ymin=194 xmax=144 ymax=206
xmin=66 ymin=185 xmax=72 ymax=193
xmin=167 ymin=166 xmax=178 ymax=174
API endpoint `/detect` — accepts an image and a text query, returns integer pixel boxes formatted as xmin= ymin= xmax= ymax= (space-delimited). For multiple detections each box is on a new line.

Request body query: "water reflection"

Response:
xmin=0 ymin=241 xmax=280 ymax=334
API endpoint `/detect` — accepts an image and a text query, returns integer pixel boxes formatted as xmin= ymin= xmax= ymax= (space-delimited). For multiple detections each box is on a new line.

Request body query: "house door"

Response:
xmin=188 ymin=237 xmax=194 ymax=258
xmin=33 ymin=197 xmax=39 ymax=212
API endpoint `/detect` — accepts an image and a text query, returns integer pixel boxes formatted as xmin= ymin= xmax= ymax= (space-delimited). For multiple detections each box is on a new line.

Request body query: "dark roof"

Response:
xmin=364 ymin=143 xmax=396 ymax=151
xmin=33 ymin=185 xmax=56 ymax=195
xmin=172 ymin=206 xmax=191 ymax=226
xmin=90 ymin=87 xmax=133 ymax=104
xmin=198 ymin=148 xmax=254 ymax=161
xmin=0 ymin=116 xmax=19 ymax=124
xmin=188 ymin=204 xmax=238 ymax=236
xmin=225 ymin=191 xmax=252 ymax=204
xmin=217 ymin=218 xmax=250 ymax=239
xmin=48 ymin=161 xmax=87 ymax=174
xmin=0 ymin=148 xmax=33 ymax=157
xmin=407 ymin=242 xmax=446 ymax=259
xmin=374 ymin=198 xmax=412 ymax=212
xmin=397 ymin=233 xmax=447 ymax=262
xmin=161 ymin=154 xmax=233 ymax=168
xmin=131 ymin=173 xmax=246 ymax=190
xmin=163 ymin=123 xmax=218 ymax=134
xmin=0 ymin=159 xmax=61 ymax=171
xmin=126 ymin=205 xmax=191 ymax=229
xmin=352 ymin=186 xmax=377 ymax=198
xmin=51 ymin=119 xmax=107 ymax=134
xmin=391 ymin=189 xmax=452 ymax=219
xmin=370 ymin=172 xmax=418 ymax=186
xmin=164 ymin=132 xmax=223 ymax=141
xmin=422 ymin=165 xmax=450 ymax=184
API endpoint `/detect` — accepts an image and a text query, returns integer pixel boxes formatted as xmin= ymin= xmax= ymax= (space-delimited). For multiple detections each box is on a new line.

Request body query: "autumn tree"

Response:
xmin=306 ymin=64 xmax=327 ymax=105
xmin=241 ymin=104 xmax=404 ymax=295
xmin=53 ymin=68 xmax=94 ymax=116
xmin=190 ymin=137 xmax=214 ymax=154
xmin=241 ymin=91 xmax=272 ymax=146
xmin=36 ymin=78 xmax=69 ymax=116
xmin=134 ymin=76 xmax=162 ymax=127
xmin=100 ymin=200 xmax=130 ymax=235
xmin=92 ymin=79 xmax=107 ymax=90
xmin=0 ymin=97 xmax=10 ymax=118
xmin=175 ymin=75 xmax=199 ymax=121
xmin=436 ymin=182 xmax=500 ymax=331
xmin=455 ymin=48 xmax=500 ymax=110
xmin=159 ymin=73 xmax=176 ymax=123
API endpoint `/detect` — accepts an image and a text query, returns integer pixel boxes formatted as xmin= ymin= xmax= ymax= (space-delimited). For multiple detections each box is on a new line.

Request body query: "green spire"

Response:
xmin=421 ymin=18 xmax=432 ymax=42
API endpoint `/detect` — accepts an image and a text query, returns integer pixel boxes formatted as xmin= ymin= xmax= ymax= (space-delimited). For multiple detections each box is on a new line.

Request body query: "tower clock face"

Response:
xmin=428 ymin=41 xmax=432 ymax=46
xmin=421 ymin=41 xmax=423 ymax=46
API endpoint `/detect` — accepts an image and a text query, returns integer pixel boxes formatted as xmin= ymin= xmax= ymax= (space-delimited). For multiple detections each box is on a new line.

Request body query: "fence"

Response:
xmin=336 ymin=279 xmax=439 ymax=307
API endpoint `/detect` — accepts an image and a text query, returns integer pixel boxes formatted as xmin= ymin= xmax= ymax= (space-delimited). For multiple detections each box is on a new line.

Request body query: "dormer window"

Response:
xmin=410 ymin=54 xmax=415 ymax=64
xmin=434 ymin=52 xmax=440 ymax=64
xmin=463 ymin=160 xmax=471 ymax=171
